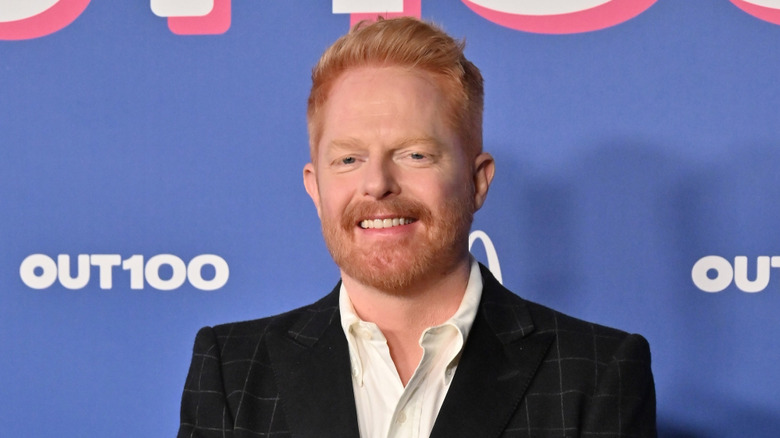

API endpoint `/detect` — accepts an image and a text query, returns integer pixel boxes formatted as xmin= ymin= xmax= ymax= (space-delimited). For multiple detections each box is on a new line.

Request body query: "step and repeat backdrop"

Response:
xmin=2 ymin=1 xmax=780 ymax=436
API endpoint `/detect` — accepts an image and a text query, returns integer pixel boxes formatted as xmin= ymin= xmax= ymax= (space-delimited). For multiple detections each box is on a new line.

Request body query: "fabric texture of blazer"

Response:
xmin=178 ymin=265 xmax=656 ymax=437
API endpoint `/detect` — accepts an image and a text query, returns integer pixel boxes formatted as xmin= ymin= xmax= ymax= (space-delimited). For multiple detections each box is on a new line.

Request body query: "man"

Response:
xmin=178 ymin=17 xmax=656 ymax=438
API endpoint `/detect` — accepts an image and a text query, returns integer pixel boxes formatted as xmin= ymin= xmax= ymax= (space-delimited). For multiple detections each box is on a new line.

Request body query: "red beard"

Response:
xmin=320 ymin=193 xmax=474 ymax=293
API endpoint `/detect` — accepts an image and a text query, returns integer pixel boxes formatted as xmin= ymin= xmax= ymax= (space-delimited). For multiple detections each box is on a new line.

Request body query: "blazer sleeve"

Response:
xmin=178 ymin=326 xmax=234 ymax=438
xmin=582 ymin=333 xmax=657 ymax=437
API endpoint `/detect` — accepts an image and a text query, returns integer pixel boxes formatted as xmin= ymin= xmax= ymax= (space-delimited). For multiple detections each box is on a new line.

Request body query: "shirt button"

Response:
xmin=397 ymin=411 xmax=407 ymax=424
xmin=356 ymin=327 xmax=372 ymax=340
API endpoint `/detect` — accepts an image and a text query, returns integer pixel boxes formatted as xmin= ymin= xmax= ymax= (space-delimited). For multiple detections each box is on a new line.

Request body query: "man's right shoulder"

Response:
xmin=197 ymin=287 xmax=341 ymax=352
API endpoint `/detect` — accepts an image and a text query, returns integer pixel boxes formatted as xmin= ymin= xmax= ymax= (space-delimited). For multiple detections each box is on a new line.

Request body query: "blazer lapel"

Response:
xmin=266 ymin=287 xmax=360 ymax=438
xmin=430 ymin=265 xmax=555 ymax=438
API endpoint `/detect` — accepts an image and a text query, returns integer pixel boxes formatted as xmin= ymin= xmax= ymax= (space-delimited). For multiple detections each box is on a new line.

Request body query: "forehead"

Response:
xmin=327 ymin=66 xmax=442 ymax=106
xmin=317 ymin=66 xmax=453 ymax=150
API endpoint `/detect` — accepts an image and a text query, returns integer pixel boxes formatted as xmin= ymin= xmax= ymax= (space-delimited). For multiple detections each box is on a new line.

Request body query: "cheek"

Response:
xmin=318 ymin=182 xmax=352 ymax=216
xmin=431 ymin=174 xmax=470 ymax=199
xmin=409 ymin=184 xmax=457 ymax=213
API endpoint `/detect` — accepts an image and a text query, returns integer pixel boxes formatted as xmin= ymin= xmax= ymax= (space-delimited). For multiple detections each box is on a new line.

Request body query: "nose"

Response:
xmin=361 ymin=155 xmax=399 ymax=199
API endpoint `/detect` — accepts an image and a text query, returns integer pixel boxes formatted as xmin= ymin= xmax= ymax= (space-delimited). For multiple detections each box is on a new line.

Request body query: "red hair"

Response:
xmin=307 ymin=17 xmax=484 ymax=160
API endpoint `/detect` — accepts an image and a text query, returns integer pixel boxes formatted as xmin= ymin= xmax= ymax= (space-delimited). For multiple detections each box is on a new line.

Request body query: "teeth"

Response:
xmin=360 ymin=218 xmax=413 ymax=229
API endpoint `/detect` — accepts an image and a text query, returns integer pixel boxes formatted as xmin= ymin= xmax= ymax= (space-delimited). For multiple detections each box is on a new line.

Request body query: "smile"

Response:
xmin=359 ymin=218 xmax=415 ymax=229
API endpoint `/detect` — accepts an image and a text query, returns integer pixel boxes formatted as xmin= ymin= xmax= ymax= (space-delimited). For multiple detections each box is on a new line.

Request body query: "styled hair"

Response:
xmin=307 ymin=17 xmax=484 ymax=161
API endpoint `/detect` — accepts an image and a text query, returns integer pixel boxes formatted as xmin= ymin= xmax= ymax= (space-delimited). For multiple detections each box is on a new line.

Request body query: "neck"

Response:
xmin=341 ymin=256 xmax=471 ymax=385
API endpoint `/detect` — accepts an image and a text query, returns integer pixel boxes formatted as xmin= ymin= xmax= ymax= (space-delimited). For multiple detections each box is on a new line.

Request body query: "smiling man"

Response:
xmin=178 ymin=17 xmax=656 ymax=438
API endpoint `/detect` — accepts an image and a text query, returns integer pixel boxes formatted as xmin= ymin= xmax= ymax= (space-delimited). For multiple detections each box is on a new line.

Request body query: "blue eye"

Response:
xmin=341 ymin=156 xmax=356 ymax=165
xmin=410 ymin=152 xmax=425 ymax=160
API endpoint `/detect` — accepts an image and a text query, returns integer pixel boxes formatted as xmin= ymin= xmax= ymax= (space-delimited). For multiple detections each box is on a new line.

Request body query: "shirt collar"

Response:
xmin=339 ymin=257 xmax=484 ymax=374
xmin=442 ymin=257 xmax=483 ymax=343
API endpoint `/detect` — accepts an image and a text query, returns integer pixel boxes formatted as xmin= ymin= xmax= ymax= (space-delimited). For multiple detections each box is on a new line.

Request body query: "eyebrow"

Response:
xmin=396 ymin=136 xmax=445 ymax=150
xmin=326 ymin=136 xmax=444 ymax=152
xmin=326 ymin=138 xmax=364 ymax=152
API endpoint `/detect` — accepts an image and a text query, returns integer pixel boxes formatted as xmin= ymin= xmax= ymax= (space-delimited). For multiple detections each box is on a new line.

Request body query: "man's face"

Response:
xmin=303 ymin=66 xmax=493 ymax=293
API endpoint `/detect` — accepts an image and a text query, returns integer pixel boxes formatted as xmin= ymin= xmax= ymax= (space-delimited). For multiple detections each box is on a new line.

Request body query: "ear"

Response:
xmin=303 ymin=162 xmax=322 ymax=218
xmin=472 ymin=152 xmax=495 ymax=211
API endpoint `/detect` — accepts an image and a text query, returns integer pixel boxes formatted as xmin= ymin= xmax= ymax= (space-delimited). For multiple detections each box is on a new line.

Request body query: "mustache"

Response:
xmin=341 ymin=197 xmax=432 ymax=231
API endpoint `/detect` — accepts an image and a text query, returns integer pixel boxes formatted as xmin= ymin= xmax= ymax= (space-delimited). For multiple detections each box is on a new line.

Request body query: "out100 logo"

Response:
xmin=692 ymin=255 xmax=780 ymax=293
xmin=2 ymin=0 xmax=780 ymax=39
xmin=20 ymin=254 xmax=229 ymax=291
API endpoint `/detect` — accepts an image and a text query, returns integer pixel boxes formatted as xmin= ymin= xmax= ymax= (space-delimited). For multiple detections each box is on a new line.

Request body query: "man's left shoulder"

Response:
xmin=516 ymin=291 xmax=637 ymax=338
xmin=480 ymin=271 xmax=650 ymax=361
xmin=478 ymin=272 xmax=656 ymax=435
xmin=521 ymin=294 xmax=651 ymax=361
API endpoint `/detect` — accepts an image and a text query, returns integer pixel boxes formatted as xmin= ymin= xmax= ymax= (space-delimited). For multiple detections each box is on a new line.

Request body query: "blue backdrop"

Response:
xmin=2 ymin=1 xmax=779 ymax=436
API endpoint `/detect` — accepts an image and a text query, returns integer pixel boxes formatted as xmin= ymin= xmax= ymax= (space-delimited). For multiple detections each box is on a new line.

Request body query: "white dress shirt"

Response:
xmin=339 ymin=259 xmax=483 ymax=438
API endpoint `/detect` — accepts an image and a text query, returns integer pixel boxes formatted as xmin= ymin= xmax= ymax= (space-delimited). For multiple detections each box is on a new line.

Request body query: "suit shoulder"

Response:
xmin=203 ymin=290 xmax=340 ymax=352
xmin=488 ymin=281 xmax=650 ymax=359
xmin=520 ymin=296 xmax=652 ymax=363
xmin=480 ymin=264 xmax=642 ymax=344
xmin=522 ymin=298 xmax=628 ymax=337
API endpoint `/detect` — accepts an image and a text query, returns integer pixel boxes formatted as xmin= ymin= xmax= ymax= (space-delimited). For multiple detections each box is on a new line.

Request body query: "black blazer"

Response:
xmin=178 ymin=265 xmax=656 ymax=437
